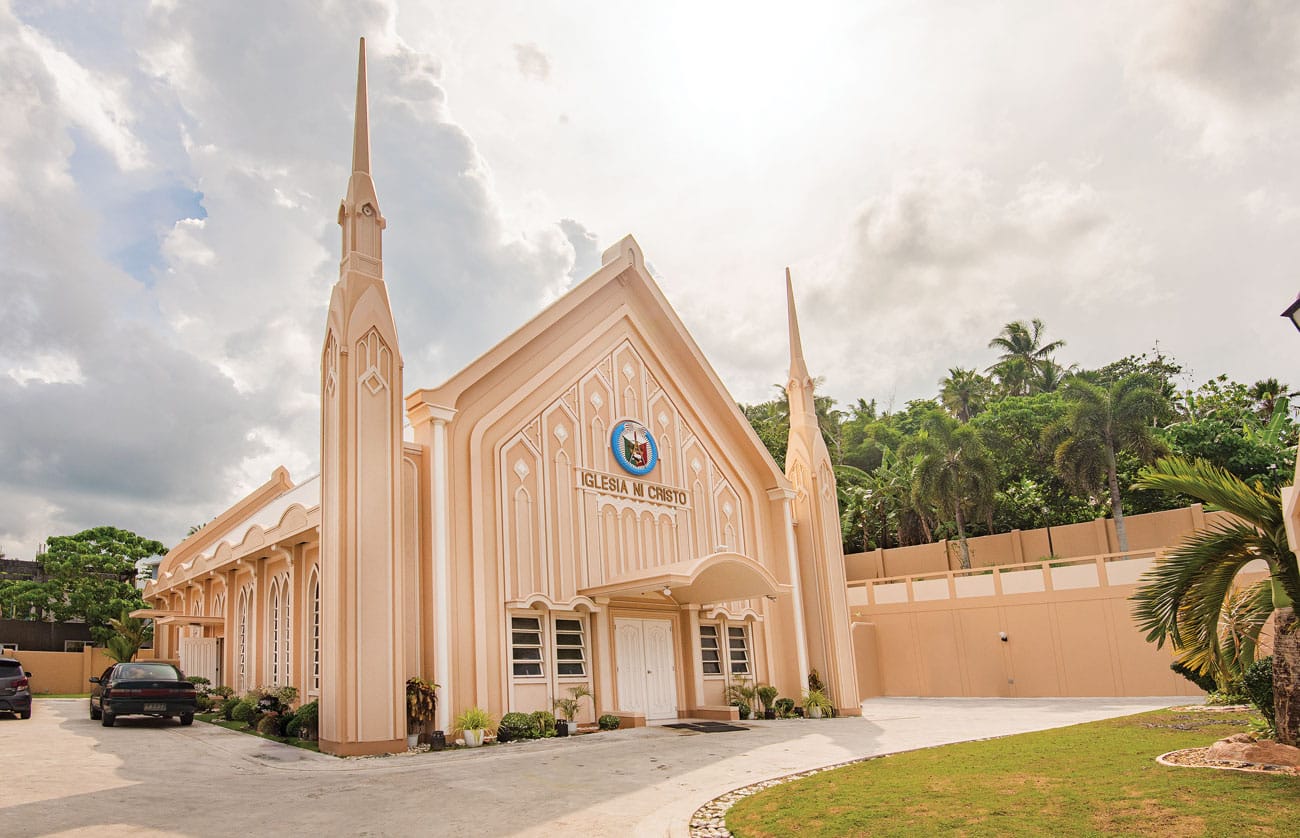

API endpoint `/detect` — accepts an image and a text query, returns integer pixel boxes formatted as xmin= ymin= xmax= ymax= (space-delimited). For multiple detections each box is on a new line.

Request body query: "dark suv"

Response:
xmin=89 ymin=662 xmax=197 ymax=726
xmin=0 ymin=657 xmax=33 ymax=719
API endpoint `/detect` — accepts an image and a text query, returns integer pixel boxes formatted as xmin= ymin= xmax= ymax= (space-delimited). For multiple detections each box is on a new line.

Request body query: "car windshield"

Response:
xmin=114 ymin=663 xmax=182 ymax=681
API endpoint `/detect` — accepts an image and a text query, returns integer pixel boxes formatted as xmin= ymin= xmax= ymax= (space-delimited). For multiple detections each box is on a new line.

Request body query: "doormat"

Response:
xmin=663 ymin=722 xmax=749 ymax=733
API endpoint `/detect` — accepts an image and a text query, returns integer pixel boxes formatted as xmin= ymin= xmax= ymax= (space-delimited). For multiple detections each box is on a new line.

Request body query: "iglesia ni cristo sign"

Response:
xmin=577 ymin=468 xmax=690 ymax=508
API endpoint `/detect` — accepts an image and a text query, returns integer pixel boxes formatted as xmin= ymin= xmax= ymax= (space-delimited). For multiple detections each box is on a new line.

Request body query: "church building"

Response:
xmin=141 ymin=40 xmax=860 ymax=756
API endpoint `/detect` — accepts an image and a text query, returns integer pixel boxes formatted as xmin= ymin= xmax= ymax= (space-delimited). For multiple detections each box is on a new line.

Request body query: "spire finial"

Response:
xmin=352 ymin=37 xmax=370 ymax=175
xmin=786 ymin=267 xmax=810 ymax=383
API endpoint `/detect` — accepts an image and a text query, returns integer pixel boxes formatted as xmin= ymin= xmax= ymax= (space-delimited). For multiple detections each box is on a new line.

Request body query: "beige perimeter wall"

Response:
xmin=10 ymin=646 xmax=164 ymax=695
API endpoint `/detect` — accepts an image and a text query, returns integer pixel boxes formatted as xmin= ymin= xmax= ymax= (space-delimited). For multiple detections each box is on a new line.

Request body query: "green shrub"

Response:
xmin=756 ymin=685 xmax=779 ymax=714
xmin=774 ymin=698 xmax=796 ymax=718
xmin=186 ymin=675 xmax=212 ymax=693
xmin=531 ymin=709 xmax=557 ymax=737
xmin=219 ymin=697 xmax=239 ymax=720
xmin=1242 ymin=656 xmax=1275 ymax=730
xmin=211 ymin=685 xmax=235 ymax=700
xmin=1169 ymin=661 xmax=1217 ymax=694
xmin=257 ymin=713 xmax=286 ymax=736
xmin=734 ymin=701 xmax=751 ymax=719
xmin=230 ymin=698 xmax=256 ymax=723
xmin=597 ymin=714 xmax=621 ymax=731
xmin=499 ymin=711 xmax=539 ymax=741
xmin=195 ymin=694 xmax=214 ymax=712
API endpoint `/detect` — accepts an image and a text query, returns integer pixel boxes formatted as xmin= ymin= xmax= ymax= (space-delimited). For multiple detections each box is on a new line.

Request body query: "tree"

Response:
xmin=1047 ymin=375 xmax=1167 ymax=552
xmin=104 ymin=607 xmax=154 ymax=663
xmin=906 ymin=413 xmax=997 ymax=569
xmin=1130 ymin=457 xmax=1300 ymax=745
xmin=987 ymin=318 xmax=1065 ymax=397
xmin=939 ymin=367 xmax=990 ymax=422
xmin=34 ymin=527 xmax=163 ymax=644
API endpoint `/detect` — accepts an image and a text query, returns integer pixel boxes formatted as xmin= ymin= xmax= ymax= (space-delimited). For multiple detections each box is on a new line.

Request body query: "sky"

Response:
xmin=1 ymin=0 xmax=1298 ymax=558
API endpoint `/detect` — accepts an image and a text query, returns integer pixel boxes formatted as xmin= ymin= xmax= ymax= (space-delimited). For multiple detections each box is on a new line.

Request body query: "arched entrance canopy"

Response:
xmin=579 ymin=551 xmax=786 ymax=604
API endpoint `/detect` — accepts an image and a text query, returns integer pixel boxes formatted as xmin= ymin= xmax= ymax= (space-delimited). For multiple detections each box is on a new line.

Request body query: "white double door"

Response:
xmin=614 ymin=617 xmax=678 ymax=720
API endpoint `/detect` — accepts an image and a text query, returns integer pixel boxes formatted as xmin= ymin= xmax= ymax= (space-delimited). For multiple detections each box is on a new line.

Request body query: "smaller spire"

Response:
xmin=786 ymin=267 xmax=811 ymax=384
xmin=352 ymin=37 xmax=370 ymax=176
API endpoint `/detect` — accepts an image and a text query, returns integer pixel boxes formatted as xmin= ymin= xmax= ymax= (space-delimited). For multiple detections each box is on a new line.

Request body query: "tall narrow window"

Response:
xmin=727 ymin=625 xmax=751 ymax=676
xmin=554 ymin=617 xmax=586 ymax=677
xmin=281 ymin=586 xmax=292 ymax=688
xmin=237 ymin=590 xmax=249 ymax=692
xmin=270 ymin=585 xmax=281 ymax=686
xmin=510 ymin=615 xmax=543 ymax=677
xmin=311 ymin=574 xmax=321 ymax=694
xmin=700 ymin=624 xmax=722 ymax=675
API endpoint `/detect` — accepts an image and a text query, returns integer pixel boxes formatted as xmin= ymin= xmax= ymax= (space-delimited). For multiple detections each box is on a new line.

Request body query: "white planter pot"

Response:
xmin=406 ymin=733 xmax=420 ymax=750
xmin=808 ymin=705 xmax=823 ymax=719
xmin=564 ymin=720 xmax=578 ymax=736
xmin=463 ymin=728 xmax=485 ymax=748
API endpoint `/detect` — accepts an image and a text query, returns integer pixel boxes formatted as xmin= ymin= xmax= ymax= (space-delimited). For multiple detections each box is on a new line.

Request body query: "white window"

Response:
xmin=554 ymin=617 xmax=587 ymax=677
xmin=700 ymin=625 xmax=722 ymax=675
xmin=727 ymin=625 xmax=751 ymax=676
xmin=280 ymin=584 xmax=292 ymax=687
xmin=64 ymin=640 xmax=91 ymax=653
xmin=271 ymin=585 xmax=281 ymax=686
xmin=511 ymin=615 xmax=544 ymax=677
xmin=237 ymin=589 xmax=249 ymax=691
xmin=310 ymin=574 xmax=321 ymax=694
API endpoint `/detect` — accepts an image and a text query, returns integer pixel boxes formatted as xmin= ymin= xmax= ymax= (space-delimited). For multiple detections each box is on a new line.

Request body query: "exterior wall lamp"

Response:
xmin=1283 ymin=294 xmax=1300 ymax=334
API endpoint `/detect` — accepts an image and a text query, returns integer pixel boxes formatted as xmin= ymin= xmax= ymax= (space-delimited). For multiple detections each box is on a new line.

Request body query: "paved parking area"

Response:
xmin=2 ymin=696 xmax=1190 ymax=836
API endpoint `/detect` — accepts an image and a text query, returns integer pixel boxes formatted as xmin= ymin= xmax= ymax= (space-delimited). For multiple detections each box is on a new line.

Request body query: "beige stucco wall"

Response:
xmin=845 ymin=504 xmax=1224 ymax=581
xmin=13 ymin=647 xmax=128 ymax=695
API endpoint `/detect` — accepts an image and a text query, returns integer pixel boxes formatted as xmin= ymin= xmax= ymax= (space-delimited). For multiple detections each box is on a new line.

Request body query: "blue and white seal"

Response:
xmin=610 ymin=419 xmax=658 ymax=476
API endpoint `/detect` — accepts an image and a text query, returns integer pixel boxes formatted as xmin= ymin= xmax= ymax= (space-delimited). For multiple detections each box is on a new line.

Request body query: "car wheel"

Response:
xmin=19 ymin=709 xmax=31 ymax=720
xmin=180 ymin=713 xmax=194 ymax=726
xmin=90 ymin=703 xmax=101 ymax=720
xmin=102 ymin=711 xmax=115 ymax=727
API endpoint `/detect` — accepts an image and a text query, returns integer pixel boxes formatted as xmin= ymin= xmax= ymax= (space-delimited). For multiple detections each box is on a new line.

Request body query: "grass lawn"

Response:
xmin=196 ymin=712 xmax=321 ymax=753
xmin=727 ymin=709 xmax=1300 ymax=837
xmin=35 ymin=693 xmax=90 ymax=699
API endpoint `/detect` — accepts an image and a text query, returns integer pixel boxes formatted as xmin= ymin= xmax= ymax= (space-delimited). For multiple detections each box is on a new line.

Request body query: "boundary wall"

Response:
xmin=8 ymin=646 xmax=161 ymax=695
xmin=844 ymin=504 xmax=1225 ymax=581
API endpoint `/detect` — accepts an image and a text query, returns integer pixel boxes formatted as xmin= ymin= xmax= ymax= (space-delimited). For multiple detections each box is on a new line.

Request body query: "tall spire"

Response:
xmin=352 ymin=37 xmax=371 ymax=175
xmin=786 ymin=267 xmax=811 ymax=385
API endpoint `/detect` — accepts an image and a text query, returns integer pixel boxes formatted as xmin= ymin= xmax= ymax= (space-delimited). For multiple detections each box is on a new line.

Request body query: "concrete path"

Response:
xmin=2 ymin=696 xmax=1191 ymax=836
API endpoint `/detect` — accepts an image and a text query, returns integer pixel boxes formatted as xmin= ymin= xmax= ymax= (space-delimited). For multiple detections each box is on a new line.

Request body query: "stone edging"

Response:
xmin=688 ymin=754 xmax=884 ymax=838
xmin=1156 ymin=748 xmax=1300 ymax=776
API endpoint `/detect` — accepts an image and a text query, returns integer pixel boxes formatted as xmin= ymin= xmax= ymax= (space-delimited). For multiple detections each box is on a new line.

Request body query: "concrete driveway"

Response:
xmin=2 ymin=696 xmax=1190 ymax=836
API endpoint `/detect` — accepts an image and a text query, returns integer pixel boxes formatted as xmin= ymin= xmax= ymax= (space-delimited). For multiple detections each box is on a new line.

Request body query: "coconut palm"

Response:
xmin=906 ymin=413 xmax=997 ymax=569
xmin=103 ymin=608 xmax=153 ymax=663
xmin=1130 ymin=456 xmax=1299 ymax=745
xmin=939 ymin=367 xmax=991 ymax=422
xmin=1046 ymin=374 xmax=1166 ymax=552
xmin=987 ymin=319 xmax=1065 ymax=397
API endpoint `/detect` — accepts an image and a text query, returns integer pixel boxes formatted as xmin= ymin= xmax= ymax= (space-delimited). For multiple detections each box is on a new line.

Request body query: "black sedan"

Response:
xmin=89 ymin=662 xmax=198 ymax=727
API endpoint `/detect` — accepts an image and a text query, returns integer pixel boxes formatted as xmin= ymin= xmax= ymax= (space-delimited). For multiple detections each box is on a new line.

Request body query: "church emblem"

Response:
xmin=611 ymin=419 xmax=658 ymax=476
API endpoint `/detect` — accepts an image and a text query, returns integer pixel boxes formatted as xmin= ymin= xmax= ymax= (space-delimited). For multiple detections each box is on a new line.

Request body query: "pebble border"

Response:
xmin=687 ymin=754 xmax=885 ymax=838
xmin=1156 ymin=748 xmax=1300 ymax=776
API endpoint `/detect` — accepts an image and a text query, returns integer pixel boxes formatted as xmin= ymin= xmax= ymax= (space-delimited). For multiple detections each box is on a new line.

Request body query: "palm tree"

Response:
xmin=906 ymin=413 xmax=997 ymax=569
xmin=1030 ymin=359 xmax=1075 ymax=394
xmin=939 ymin=367 xmax=990 ymax=422
xmin=104 ymin=607 xmax=154 ymax=663
xmin=1046 ymin=374 xmax=1166 ymax=552
xmin=1249 ymin=378 xmax=1293 ymax=423
xmin=1131 ymin=456 xmax=1299 ymax=745
xmin=987 ymin=318 xmax=1065 ymax=396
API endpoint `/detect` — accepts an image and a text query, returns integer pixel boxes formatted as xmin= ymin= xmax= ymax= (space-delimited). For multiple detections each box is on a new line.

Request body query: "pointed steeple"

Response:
xmin=352 ymin=38 xmax=371 ymax=176
xmin=786 ymin=267 xmax=811 ymax=386
xmin=339 ymin=37 xmax=385 ymax=275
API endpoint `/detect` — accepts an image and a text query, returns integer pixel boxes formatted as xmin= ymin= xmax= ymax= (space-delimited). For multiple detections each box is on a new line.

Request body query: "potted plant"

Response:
xmin=773 ymin=697 xmax=796 ymax=718
xmin=756 ymin=685 xmax=779 ymax=720
xmin=455 ymin=706 xmax=494 ymax=747
xmin=802 ymin=688 xmax=832 ymax=719
xmin=406 ymin=677 xmax=439 ymax=750
xmin=552 ymin=685 xmax=592 ymax=736
xmin=725 ymin=677 xmax=758 ymax=720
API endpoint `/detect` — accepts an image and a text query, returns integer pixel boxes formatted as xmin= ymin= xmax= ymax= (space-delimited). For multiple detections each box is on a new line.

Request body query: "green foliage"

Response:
xmin=499 ymin=711 xmax=540 ymax=740
xmin=552 ymin=684 xmax=592 ymax=722
xmin=802 ymin=689 xmax=832 ymax=713
xmin=454 ymin=706 xmax=495 ymax=733
xmin=1242 ymin=656 xmax=1275 ymax=730
xmin=807 ymin=669 xmax=826 ymax=694
xmin=734 ymin=700 xmax=751 ymax=719
xmin=773 ymin=697 xmax=796 ymax=718
xmin=756 ymin=684 xmax=779 ymax=714
xmin=211 ymin=685 xmax=235 ymax=700
xmin=103 ymin=608 xmax=154 ymax=662
xmin=405 ymin=677 xmax=439 ymax=728
xmin=220 ymin=697 xmax=240 ymax=721
xmin=289 ymin=700 xmax=319 ymax=740
xmin=7 ymin=527 xmax=163 ymax=642
xmin=597 ymin=714 xmax=621 ymax=731
xmin=905 ymin=412 xmax=996 ymax=568
xmin=1169 ymin=661 xmax=1216 ymax=694
xmin=230 ymin=698 xmax=256 ymax=723
xmin=531 ymin=709 xmax=557 ymax=737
